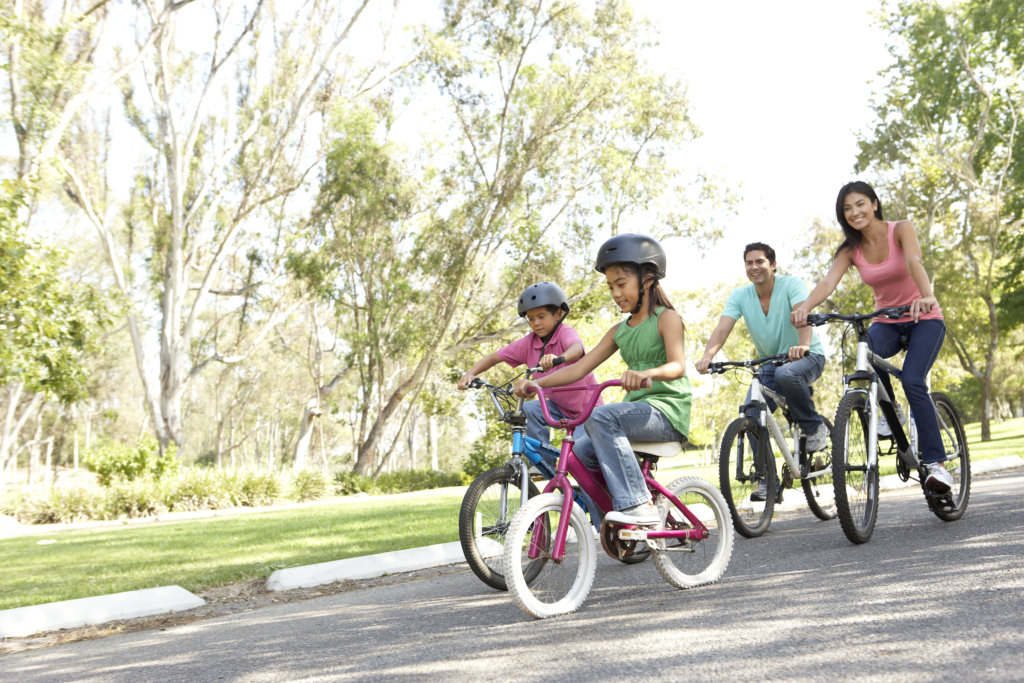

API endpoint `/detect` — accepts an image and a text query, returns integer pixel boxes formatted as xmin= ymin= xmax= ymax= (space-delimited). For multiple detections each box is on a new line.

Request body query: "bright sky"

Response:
xmin=632 ymin=1 xmax=893 ymax=295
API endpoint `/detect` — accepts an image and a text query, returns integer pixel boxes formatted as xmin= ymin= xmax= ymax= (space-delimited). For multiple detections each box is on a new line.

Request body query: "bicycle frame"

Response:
xmin=528 ymin=382 xmax=710 ymax=562
xmin=745 ymin=376 xmax=830 ymax=481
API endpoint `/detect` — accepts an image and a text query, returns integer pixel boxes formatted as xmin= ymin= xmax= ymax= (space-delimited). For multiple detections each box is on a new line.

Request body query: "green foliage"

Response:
xmin=374 ymin=469 xmax=469 ymax=493
xmin=463 ymin=417 xmax=513 ymax=477
xmin=290 ymin=469 xmax=330 ymax=502
xmin=0 ymin=181 xmax=110 ymax=403
xmin=333 ymin=470 xmax=377 ymax=496
xmin=84 ymin=438 xmax=180 ymax=487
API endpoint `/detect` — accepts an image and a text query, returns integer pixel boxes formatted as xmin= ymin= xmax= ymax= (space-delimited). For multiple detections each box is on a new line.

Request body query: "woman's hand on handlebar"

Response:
xmin=513 ymin=379 xmax=540 ymax=398
xmin=790 ymin=301 xmax=811 ymax=328
xmin=620 ymin=369 xmax=653 ymax=392
xmin=910 ymin=295 xmax=938 ymax=322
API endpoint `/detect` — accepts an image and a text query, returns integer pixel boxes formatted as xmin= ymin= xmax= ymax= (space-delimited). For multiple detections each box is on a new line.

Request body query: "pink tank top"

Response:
xmin=852 ymin=221 xmax=943 ymax=324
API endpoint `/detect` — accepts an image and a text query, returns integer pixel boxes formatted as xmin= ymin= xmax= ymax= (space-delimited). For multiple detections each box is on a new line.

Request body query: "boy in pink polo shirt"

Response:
xmin=457 ymin=281 xmax=601 ymax=449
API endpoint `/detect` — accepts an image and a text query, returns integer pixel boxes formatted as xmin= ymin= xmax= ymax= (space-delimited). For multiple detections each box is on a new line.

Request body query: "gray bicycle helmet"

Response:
xmin=517 ymin=281 xmax=570 ymax=317
xmin=594 ymin=233 xmax=667 ymax=279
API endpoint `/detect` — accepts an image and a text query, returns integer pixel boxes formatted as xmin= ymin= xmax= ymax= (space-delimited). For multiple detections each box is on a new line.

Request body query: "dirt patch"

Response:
xmin=0 ymin=564 xmax=467 ymax=657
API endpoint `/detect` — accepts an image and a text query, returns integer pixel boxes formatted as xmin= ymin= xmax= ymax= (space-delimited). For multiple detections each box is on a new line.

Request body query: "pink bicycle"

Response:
xmin=503 ymin=380 xmax=734 ymax=618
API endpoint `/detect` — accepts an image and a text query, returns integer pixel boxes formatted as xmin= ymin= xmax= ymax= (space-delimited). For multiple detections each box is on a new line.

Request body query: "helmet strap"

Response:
xmin=632 ymin=274 xmax=656 ymax=315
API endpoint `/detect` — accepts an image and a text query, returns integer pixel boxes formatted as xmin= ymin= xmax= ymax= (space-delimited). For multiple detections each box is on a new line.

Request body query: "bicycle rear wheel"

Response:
xmin=652 ymin=476 xmax=734 ymax=589
xmin=458 ymin=465 xmax=541 ymax=591
xmin=927 ymin=391 xmax=971 ymax=522
xmin=718 ymin=417 xmax=776 ymax=538
xmin=832 ymin=392 xmax=879 ymax=544
xmin=802 ymin=417 xmax=837 ymax=521
xmin=503 ymin=493 xmax=596 ymax=619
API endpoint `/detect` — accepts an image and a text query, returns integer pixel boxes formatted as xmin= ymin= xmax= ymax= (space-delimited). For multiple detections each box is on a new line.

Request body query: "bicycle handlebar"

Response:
xmin=525 ymin=380 xmax=622 ymax=429
xmin=805 ymin=305 xmax=911 ymax=327
xmin=707 ymin=353 xmax=789 ymax=375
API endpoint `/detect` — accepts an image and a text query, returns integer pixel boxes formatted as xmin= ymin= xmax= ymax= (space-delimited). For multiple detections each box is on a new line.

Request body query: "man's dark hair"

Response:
xmin=743 ymin=242 xmax=776 ymax=265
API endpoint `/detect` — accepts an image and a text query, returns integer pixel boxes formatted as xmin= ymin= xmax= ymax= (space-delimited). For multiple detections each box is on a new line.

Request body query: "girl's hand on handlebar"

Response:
xmin=621 ymin=369 xmax=652 ymax=392
xmin=910 ymin=296 xmax=938 ymax=322
xmin=787 ymin=345 xmax=809 ymax=361
xmin=513 ymin=379 xmax=540 ymax=398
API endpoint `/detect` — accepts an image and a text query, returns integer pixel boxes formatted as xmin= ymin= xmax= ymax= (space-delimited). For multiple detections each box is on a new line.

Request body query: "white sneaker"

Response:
xmin=804 ymin=422 xmax=830 ymax=452
xmin=605 ymin=502 xmax=662 ymax=526
xmin=924 ymin=462 xmax=954 ymax=493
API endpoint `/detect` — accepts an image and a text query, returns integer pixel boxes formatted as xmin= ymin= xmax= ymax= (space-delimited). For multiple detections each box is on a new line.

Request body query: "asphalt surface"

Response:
xmin=4 ymin=468 xmax=1023 ymax=682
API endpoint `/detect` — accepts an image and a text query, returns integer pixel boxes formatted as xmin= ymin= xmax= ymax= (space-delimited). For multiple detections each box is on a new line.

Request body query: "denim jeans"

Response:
xmin=745 ymin=352 xmax=826 ymax=434
xmin=574 ymin=401 xmax=684 ymax=511
xmin=868 ymin=319 xmax=946 ymax=464
xmin=522 ymin=399 xmax=569 ymax=449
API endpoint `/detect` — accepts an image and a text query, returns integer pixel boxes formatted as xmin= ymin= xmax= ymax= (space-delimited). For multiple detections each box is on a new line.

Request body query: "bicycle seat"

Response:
xmin=630 ymin=440 xmax=685 ymax=458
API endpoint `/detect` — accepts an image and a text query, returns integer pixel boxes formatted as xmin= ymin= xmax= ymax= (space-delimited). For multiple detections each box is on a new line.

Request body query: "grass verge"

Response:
xmin=2 ymin=417 xmax=1021 ymax=611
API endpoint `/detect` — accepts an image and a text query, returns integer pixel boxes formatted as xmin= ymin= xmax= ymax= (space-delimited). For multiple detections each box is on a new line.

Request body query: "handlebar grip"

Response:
xmin=468 ymin=378 xmax=485 ymax=389
xmin=805 ymin=313 xmax=828 ymax=326
xmin=882 ymin=305 xmax=911 ymax=319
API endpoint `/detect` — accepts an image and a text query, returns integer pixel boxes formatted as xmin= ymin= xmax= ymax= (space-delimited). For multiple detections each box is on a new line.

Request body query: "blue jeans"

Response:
xmin=574 ymin=402 xmax=683 ymax=511
xmin=522 ymin=399 xmax=569 ymax=449
xmin=745 ymin=353 xmax=826 ymax=434
xmin=868 ymin=319 xmax=946 ymax=464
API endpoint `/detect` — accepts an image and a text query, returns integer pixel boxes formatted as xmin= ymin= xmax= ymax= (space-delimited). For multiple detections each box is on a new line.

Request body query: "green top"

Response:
xmin=614 ymin=306 xmax=692 ymax=439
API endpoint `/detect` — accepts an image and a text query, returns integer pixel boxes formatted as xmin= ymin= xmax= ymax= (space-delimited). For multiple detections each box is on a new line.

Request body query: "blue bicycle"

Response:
xmin=459 ymin=368 xmax=646 ymax=591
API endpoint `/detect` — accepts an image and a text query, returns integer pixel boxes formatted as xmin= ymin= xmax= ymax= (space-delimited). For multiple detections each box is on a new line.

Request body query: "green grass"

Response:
xmin=2 ymin=416 xmax=1021 ymax=612
xmin=0 ymin=489 xmax=465 ymax=611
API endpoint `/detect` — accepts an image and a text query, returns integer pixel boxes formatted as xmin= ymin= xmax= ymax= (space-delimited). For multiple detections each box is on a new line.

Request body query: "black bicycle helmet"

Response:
xmin=517 ymin=281 xmax=570 ymax=317
xmin=594 ymin=233 xmax=667 ymax=279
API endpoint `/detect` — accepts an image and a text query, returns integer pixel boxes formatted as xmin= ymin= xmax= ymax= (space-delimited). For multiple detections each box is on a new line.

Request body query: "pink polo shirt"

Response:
xmin=497 ymin=324 xmax=602 ymax=418
xmin=853 ymin=221 xmax=943 ymax=324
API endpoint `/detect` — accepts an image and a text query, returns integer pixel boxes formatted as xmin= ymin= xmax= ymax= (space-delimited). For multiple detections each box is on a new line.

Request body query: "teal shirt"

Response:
xmin=613 ymin=307 xmax=692 ymax=439
xmin=722 ymin=274 xmax=826 ymax=358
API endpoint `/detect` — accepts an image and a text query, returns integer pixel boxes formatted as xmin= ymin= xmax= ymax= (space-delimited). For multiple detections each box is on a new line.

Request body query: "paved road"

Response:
xmin=5 ymin=469 xmax=1024 ymax=682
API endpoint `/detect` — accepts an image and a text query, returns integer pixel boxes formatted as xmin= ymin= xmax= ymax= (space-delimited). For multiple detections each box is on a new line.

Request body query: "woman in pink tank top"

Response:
xmin=790 ymin=181 xmax=953 ymax=495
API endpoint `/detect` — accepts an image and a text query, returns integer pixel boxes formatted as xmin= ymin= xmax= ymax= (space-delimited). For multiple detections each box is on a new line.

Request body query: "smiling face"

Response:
xmin=604 ymin=264 xmax=642 ymax=314
xmin=842 ymin=191 xmax=879 ymax=232
xmin=743 ymin=249 xmax=775 ymax=286
xmin=525 ymin=306 xmax=563 ymax=338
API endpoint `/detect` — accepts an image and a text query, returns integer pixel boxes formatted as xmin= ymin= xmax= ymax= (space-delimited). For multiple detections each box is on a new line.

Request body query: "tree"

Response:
xmin=0 ymin=184 xmax=108 ymax=484
xmin=291 ymin=0 xmax=715 ymax=476
xmin=858 ymin=0 xmax=1024 ymax=440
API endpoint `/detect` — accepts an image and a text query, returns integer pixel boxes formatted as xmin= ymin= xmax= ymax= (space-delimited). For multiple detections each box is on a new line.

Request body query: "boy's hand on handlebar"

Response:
xmin=513 ymin=379 xmax=540 ymax=398
xmin=538 ymin=353 xmax=559 ymax=370
xmin=457 ymin=372 xmax=475 ymax=390
xmin=621 ymin=369 xmax=652 ymax=392
xmin=787 ymin=345 xmax=809 ymax=361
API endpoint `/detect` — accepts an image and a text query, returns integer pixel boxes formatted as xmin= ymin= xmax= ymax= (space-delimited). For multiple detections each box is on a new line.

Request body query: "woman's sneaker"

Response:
xmin=924 ymin=462 xmax=954 ymax=493
xmin=605 ymin=501 xmax=662 ymax=526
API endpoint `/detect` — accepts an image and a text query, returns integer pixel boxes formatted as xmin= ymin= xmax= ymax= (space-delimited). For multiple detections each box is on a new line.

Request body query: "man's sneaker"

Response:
xmin=804 ymin=422 xmax=830 ymax=452
xmin=924 ymin=462 xmax=954 ymax=493
xmin=605 ymin=501 xmax=662 ymax=526
xmin=750 ymin=478 xmax=781 ymax=503
xmin=877 ymin=404 xmax=906 ymax=438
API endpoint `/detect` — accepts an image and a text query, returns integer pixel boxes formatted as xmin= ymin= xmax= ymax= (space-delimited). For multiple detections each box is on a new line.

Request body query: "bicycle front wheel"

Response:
xmin=458 ymin=465 xmax=541 ymax=591
xmin=928 ymin=391 xmax=971 ymax=522
xmin=802 ymin=417 xmax=837 ymax=521
xmin=503 ymin=492 xmax=596 ymax=619
xmin=832 ymin=393 xmax=879 ymax=544
xmin=718 ymin=417 xmax=776 ymax=538
xmin=652 ymin=476 xmax=734 ymax=589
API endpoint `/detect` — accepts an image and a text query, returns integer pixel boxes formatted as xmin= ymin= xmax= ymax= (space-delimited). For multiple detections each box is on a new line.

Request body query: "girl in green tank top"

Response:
xmin=514 ymin=234 xmax=691 ymax=525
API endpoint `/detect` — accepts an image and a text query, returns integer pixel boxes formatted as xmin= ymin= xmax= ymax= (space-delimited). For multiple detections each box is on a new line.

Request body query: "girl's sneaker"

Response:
xmin=605 ymin=502 xmax=661 ymax=526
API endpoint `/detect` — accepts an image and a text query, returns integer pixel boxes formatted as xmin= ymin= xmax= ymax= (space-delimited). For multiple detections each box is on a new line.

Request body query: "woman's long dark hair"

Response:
xmin=834 ymin=180 xmax=885 ymax=257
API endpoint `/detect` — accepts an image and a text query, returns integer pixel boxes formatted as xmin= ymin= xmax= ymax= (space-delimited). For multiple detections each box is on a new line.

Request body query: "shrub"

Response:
xmin=21 ymin=486 xmax=105 ymax=524
xmin=333 ymin=471 xmax=377 ymax=496
xmin=84 ymin=437 xmax=180 ymax=486
xmin=164 ymin=468 xmax=233 ymax=511
xmin=235 ymin=470 xmax=282 ymax=507
xmin=374 ymin=469 xmax=468 ymax=494
xmin=103 ymin=478 xmax=167 ymax=519
xmin=291 ymin=469 xmax=329 ymax=502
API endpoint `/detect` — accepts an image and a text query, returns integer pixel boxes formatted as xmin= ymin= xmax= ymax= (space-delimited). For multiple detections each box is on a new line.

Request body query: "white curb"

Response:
xmin=266 ymin=540 xmax=468 ymax=591
xmin=0 ymin=585 xmax=205 ymax=639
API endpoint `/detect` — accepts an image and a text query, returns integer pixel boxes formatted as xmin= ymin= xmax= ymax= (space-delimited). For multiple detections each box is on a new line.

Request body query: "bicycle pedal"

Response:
xmin=617 ymin=527 xmax=650 ymax=541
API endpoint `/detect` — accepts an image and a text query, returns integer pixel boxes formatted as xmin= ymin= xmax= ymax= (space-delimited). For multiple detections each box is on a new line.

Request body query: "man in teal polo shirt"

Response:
xmin=695 ymin=242 xmax=828 ymax=500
